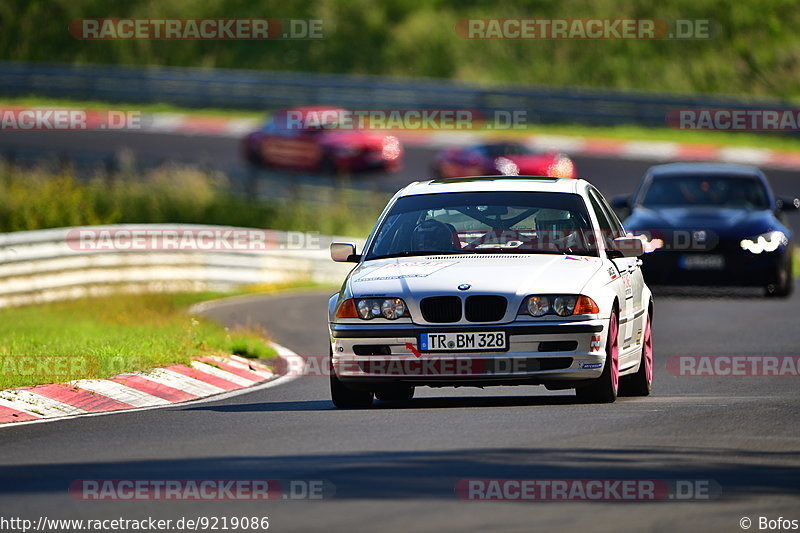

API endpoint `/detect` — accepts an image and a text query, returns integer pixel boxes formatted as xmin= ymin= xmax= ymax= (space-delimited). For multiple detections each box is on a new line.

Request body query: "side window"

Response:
xmin=591 ymin=189 xmax=625 ymax=239
xmin=588 ymin=192 xmax=615 ymax=250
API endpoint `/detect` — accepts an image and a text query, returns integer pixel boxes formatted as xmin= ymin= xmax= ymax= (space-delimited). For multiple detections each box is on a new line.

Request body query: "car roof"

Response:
xmin=397 ymin=176 xmax=586 ymax=197
xmin=646 ymin=162 xmax=765 ymax=178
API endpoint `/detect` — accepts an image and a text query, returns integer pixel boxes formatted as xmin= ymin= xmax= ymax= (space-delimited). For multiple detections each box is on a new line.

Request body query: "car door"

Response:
xmin=591 ymin=188 xmax=646 ymax=354
xmin=587 ymin=189 xmax=639 ymax=360
xmin=261 ymin=126 xmax=323 ymax=169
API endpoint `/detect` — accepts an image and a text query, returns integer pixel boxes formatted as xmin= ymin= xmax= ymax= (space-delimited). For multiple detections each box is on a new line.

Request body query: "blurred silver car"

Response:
xmin=328 ymin=176 xmax=654 ymax=407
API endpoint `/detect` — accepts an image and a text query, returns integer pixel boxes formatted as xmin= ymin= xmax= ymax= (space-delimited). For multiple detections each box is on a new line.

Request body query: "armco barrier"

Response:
xmin=0 ymin=61 xmax=796 ymax=129
xmin=0 ymin=224 xmax=365 ymax=308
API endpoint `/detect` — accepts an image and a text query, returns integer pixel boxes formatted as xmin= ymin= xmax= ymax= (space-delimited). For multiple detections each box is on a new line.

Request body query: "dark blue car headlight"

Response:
xmin=740 ymin=230 xmax=788 ymax=254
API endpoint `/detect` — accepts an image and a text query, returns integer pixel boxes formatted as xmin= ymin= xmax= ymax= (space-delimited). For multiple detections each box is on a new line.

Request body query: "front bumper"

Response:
xmin=641 ymin=247 xmax=789 ymax=287
xmin=329 ymin=320 xmax=607 ymax=387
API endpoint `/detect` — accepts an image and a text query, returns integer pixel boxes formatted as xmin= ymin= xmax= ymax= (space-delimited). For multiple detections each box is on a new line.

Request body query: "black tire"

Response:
xmin=375 ymin=386 xmax=415 ymax=402
xmin=576 ymin=310 xmax=619 ymax=404
xmin=765 ymin=259 xmax=794 ymax=298
xmin=244 ymin=146 xmax=263 ymax=168
xmin=329 ymin=348 xmax=373 ymax=408
xmin=321 ymin=154 xmax=339 ymax=175
xmin=619 ymin=309 xmax=653 ymax=397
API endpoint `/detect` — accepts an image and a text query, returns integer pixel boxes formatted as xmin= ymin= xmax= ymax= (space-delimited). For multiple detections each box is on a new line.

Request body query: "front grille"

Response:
xmin=420 ymin=296 xmax=462 ymax=323
xmin=465 ymin=295 xmax=507 ymax=322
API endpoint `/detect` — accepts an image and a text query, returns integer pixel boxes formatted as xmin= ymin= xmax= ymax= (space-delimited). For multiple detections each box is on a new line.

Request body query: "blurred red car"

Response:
xmin=242 ymin=106 xmax=403 ymax=173
xmin=431 ymin=141 xmax=576 ymax=179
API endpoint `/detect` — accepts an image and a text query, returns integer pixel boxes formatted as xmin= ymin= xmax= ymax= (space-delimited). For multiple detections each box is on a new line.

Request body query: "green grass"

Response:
xmin=0 ymin=95 xmax=264 ymax=119
xmin=2 ymin=0 xmax=800 ymax=99
xmin=0 ymin=166 xmax=383 ymax=236
xmin=0 ymin=290 xmax=283 ymax=389
xmin=794 ymin=247 xmax=800 ymax=279
xmin=503 ymin=123 xmax=800 ymax=152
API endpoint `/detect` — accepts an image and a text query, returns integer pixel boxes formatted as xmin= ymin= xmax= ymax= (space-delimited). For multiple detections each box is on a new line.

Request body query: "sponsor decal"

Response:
xmin=581 ymin=362 xmax=603 ymax=369
xmin=623 ymin=273 xmax=633 ymax=299
xmin=355 ymin=261 xmax=456 ymax=281
xmin=589 ymin=335 xmax=602 ymax=352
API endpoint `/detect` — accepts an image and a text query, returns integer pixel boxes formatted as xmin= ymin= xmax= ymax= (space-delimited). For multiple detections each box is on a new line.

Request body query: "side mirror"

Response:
xmin=610 ymin=194 xmax=631 ymax=209
xmin=776 ymin=196 xmax=800 ymax=211
xmin=609 ymin=194 xmax=633 ymax=221
xmin=330 ymin=242 xmax=360 ymax=263
xmin=608 ymin=236 xmax=644 ymax=258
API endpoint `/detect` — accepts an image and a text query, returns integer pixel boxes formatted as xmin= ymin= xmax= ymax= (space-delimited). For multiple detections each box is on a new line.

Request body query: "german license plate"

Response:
xmin=680 ymin=254 xmax=725 ymax=270
xmin=419 ymin=331 xmax=507 ymax=352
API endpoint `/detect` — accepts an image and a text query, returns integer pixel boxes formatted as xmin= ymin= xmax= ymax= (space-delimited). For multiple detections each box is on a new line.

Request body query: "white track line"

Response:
xmin=0 ymin=342 xmax=302 ymax=430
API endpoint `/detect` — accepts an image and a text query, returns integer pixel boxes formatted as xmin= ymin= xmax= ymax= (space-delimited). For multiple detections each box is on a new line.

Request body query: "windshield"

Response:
xmin=639 ymin=175 xmax=770 ymax=209
xmin=366 ymin=191 xmax=597 ymax=259
xmin=479 ymin=143 xmax=537 ymax=157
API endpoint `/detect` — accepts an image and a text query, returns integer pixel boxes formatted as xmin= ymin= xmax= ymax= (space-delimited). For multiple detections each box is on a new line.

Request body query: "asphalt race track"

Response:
xmin=0 ymin=130 xmax=799 ymax=532
xmin=2 ymin=130 xmax=800 ymax=203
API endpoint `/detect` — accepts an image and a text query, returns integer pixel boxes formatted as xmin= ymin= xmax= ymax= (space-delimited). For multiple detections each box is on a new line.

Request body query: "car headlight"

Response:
xmin=380 ymin=298 xmax=406 ymax=319
xmin=740 ymin=230 xmax=788 ymax=254
xmin=546 ymin=156 xmax=575 ymax=179
xmin=382 ymin=136 xmax=402 ymax=160
xmin=494 ymin=157 xmax=519 ymax=175
xmin=336 ymin=298 xmax=409 ymax=320
xmin=526 ymin=295 xmax=550 ymax=316
xmin=520 ymin=294 xmax=599 ymax=317
xmin=553 ymin=295 xmax=577 ymax=316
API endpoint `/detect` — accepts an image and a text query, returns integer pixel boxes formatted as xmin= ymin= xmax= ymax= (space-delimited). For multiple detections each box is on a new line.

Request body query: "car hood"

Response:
xmin=625 ymin=206 xmax=781 ymax=239
xmin=348 ymin=254 xmax=603 ymax=300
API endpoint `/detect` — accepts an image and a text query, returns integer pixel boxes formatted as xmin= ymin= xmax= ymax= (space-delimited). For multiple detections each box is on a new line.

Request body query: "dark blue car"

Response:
xmin=612 ymin=163 xmax=798 ymax=297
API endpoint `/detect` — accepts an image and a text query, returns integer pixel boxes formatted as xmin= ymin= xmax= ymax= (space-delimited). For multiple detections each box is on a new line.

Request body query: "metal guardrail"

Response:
xmin=0 ymin=224 xmax=364 ymax=308
xmin=0 ymin=61 xmax=796 ymax=128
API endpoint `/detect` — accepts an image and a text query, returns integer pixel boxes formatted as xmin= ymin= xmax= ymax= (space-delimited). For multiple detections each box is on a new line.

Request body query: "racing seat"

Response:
xmin=411 ymin=220 xmax=462 ymax=252
xmin=536 ymin=215 xmax=585 ymax=251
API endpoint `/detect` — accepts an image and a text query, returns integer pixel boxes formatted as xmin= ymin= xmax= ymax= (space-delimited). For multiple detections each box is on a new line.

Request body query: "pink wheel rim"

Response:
xmin=608 ymin=312 xmax=619 ymax=393
xmin=644 ymin=315 xmax=653 ymax=385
